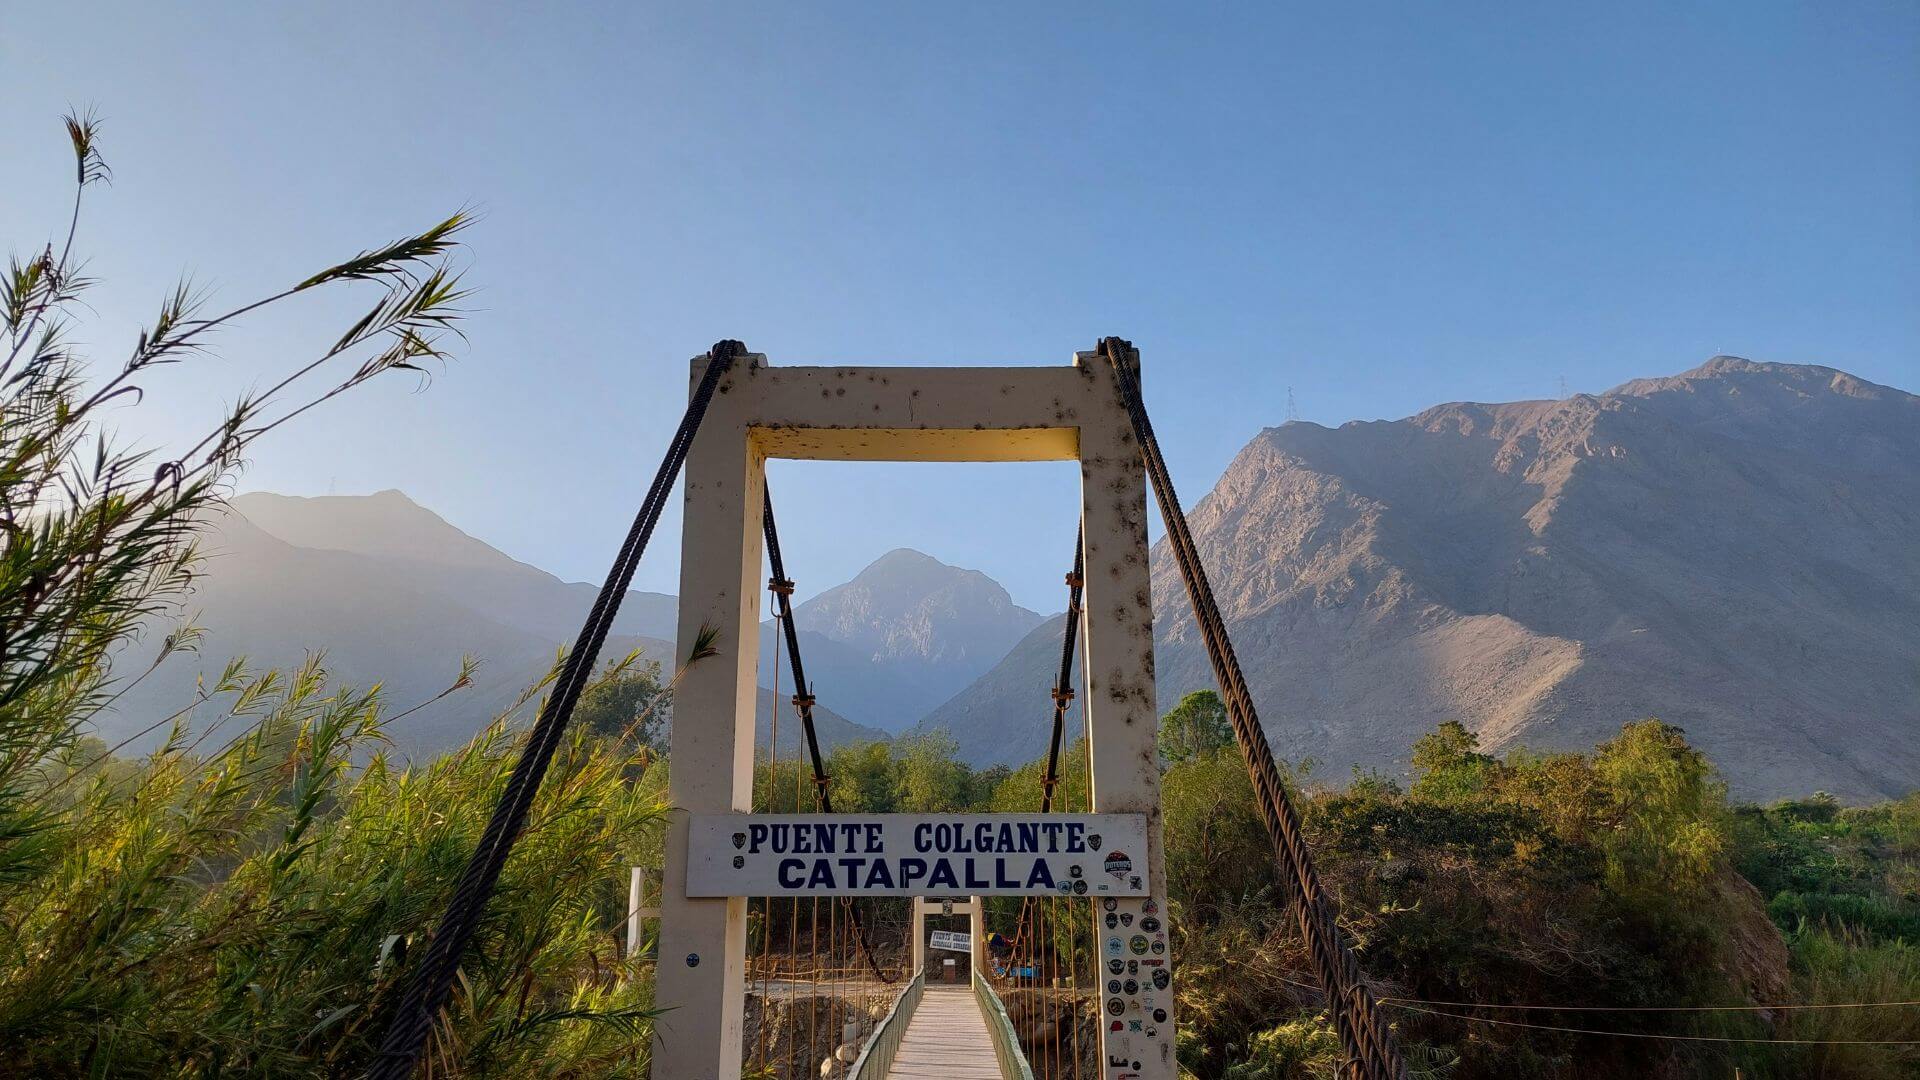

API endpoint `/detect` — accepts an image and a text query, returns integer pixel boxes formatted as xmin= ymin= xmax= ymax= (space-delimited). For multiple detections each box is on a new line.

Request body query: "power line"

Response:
xmin=1387 ymin=1002 xmax=1920 ymax=1046
xmin=1381 ymin=996 xmax=1920 ymax=1013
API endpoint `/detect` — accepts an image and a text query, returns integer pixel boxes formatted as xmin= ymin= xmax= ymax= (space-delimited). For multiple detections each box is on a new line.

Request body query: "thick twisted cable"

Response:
xmin=1097 ymin=337 xmax=1406 ymax=1080
xmin=367 ymin=341 xmax=743 ymax=1079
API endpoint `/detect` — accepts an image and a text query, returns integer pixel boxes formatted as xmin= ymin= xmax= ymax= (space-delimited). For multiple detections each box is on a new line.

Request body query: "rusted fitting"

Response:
xmin=767 ymin=577 xmax=795 ymax=596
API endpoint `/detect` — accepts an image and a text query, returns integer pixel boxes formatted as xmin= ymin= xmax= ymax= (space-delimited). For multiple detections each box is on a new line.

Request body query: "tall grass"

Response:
xmin=0 ymin=112 xmax=681 ymax=1076
xmin=1 ymin=667 xmax=668 ymax=1076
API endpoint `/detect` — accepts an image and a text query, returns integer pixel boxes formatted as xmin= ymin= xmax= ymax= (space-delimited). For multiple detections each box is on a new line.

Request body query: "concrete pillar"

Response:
xmin=651 ymin=354 xmax=764 ymax=1079
xmin=910 ymin=897 xmax=927 ymax=977
xmin=970 ymin=896 xmax=986 ymax=977
xmin=1076 ymin=352 xmax=1177 ymax=1079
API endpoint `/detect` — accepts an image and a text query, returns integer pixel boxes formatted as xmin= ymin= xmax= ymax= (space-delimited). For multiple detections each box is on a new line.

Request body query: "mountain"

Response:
xmin=919 ymin=359 xmax=1920 ymax=802
xmin=232 ymin=490 xmax=678 ymax=644
xmin=913 ymin=614 xmax=1079 ymax=768
xmin=759 ymin=549 xmax=1046 ymax=733
xmin=99 ymin=492 xmax=887 ymax=756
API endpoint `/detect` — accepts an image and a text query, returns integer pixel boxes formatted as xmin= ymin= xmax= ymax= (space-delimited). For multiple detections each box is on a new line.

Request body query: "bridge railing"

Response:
xmin=847 ymin=971 xmax=925 ymax=1080
xmin=973 ymin=971 xmax=1037 ymax=1080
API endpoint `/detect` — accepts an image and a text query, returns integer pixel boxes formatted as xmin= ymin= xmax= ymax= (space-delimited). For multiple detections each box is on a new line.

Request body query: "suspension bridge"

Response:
xmin=367 ymin=341 xmax=1406 ymax=1080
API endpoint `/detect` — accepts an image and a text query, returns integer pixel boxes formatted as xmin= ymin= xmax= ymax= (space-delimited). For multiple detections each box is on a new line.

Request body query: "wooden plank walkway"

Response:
xmin=884 ymin=984 xmax=1001 ymax=1079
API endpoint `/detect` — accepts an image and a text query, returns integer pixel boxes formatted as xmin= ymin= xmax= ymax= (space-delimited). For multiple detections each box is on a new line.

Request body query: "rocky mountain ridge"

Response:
xmin=921 ymin=358 xmax=1920 ymax=802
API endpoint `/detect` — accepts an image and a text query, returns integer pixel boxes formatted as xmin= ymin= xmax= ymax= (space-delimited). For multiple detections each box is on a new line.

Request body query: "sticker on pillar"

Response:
xmin=1129 ymin=935 xmax=1149 ymax=955
xmin=1106 ymin=937 xmax=1123 ymax=955
xmin=1152 ymin=1007 xmax=1168 ymax=1023
xmin=1140 ymin=915 xmax=1159 ymax=932
xmin=1104 ymin=851 xmax=1132 ymax=877
xmin=1107 ymin=958 xmax=1123 ymax=974
xmin=1151 ymin=939 xmax=1165 ymax=955
xmin=1152 ymin=968 xmax=1169 ymax=990
xmin=1119 ymin=912 xmax=1133 ymax=927
xmin=1105 ymin=912 xmax=1118 ymax=929
xmin=1106 ymin=998 xmax=1125 ymax=1017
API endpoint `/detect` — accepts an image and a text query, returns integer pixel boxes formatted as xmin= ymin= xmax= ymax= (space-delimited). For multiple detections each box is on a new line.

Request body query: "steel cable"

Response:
xmin=1097 ymin=337 xmax=1407 ymax=1080
xmin=367 ymin=341 xmax=744 ymax=1079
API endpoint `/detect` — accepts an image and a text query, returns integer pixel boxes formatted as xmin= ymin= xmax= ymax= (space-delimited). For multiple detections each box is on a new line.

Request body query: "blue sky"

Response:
xmin=4 ymin=3 xmax=1915 ymax=610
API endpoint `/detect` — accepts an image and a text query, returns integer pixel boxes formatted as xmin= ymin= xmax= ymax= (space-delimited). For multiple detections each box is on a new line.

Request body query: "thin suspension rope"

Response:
xmin=752 ymin=598 xmax=786 ymax=1073
xmin=368 ymin=340 xmax=745 ymax=1080
xmin=1097 ymin=337 xmax=1408 ymax=1080
xmin=1387 ymin=1002 xmax=1920 ymax=1046
xmin=762 ymin=488 xmax=898 ymax=985
xmin=1010 ymin=534 xmax=1088 ymax=968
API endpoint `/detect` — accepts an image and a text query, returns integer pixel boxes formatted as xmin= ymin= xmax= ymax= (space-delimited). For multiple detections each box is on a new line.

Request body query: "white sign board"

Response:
xmin=928 ymin=930 xmax=971 ymax=954
xmin=685 ymin=813 xmax=1150 ymax=897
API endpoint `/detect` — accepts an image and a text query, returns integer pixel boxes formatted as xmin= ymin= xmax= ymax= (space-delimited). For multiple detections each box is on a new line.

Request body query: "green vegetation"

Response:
xmin=758 ymin=715 xmax=1918 ymax=1078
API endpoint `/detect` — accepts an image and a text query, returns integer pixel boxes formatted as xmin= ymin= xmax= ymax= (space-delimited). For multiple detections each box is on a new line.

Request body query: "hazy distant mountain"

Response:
xmin=99 ymin=492 xmax=885 ymax=756
xmin=922 ymin=359 xmax=1920 ymax=802
xmin=233 ymin=490 xmax=678 ymax=644
xmin=913 ymin=614 xmax=1079 ymax=768
xmin=759 ymin=549 xmax=1046 ymax=733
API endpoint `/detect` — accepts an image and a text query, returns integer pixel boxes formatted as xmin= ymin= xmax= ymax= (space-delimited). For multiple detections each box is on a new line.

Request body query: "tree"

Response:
xmin=1157 ymin=689 xmax=1234 ymax=766
xmin=573 ymin=655 xmax=668 ymax=747
xmin=894 ymin=731 xmax=972 ymax=812
xmin=1593 ymin=719 xmax=1729 ymax=895
xmin=1409 ymin=720 xmax=1500 ymax=802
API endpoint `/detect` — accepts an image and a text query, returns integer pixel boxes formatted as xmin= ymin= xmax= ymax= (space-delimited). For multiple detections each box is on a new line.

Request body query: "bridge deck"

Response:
xmin=884 ymin=984 xmax=1002 ymax=1079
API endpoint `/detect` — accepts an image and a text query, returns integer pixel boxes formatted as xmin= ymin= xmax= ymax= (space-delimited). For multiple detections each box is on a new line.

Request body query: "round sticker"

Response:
xmin=1123 ymin=979 xmax=1138 ymax=994
xmin=1106 ymin=937 xmax=1123 ymax=955
xmin=1151 ymin=939 xmax=1165 ymax=955
xmin=1106 ymin=998 xmax=1125 ymax=1017
xmin=1129 ymin=935 xmax=1149 ymax=955
xmin=1103 ymin=898 xmax=1118 ymax=912
xmin=1152 ymin=1008 xmax=1168 ymax=1023
xmin=1107 ymin=979 xmax=1121 ymax=994
xmin=1141 ymin=916 xmax=1160 ymax=933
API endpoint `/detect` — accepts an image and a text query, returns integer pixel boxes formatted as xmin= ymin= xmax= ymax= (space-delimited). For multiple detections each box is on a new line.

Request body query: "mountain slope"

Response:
xmin=232 ymin=491 xmax=678 ymax=643
xmin=913 ymin=614 xmax=1079 ymax=768
xmin=100 ymin=495 xmax=887 ymax=756
xmin=926 ymin=358 xmax=1920 ymax=801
